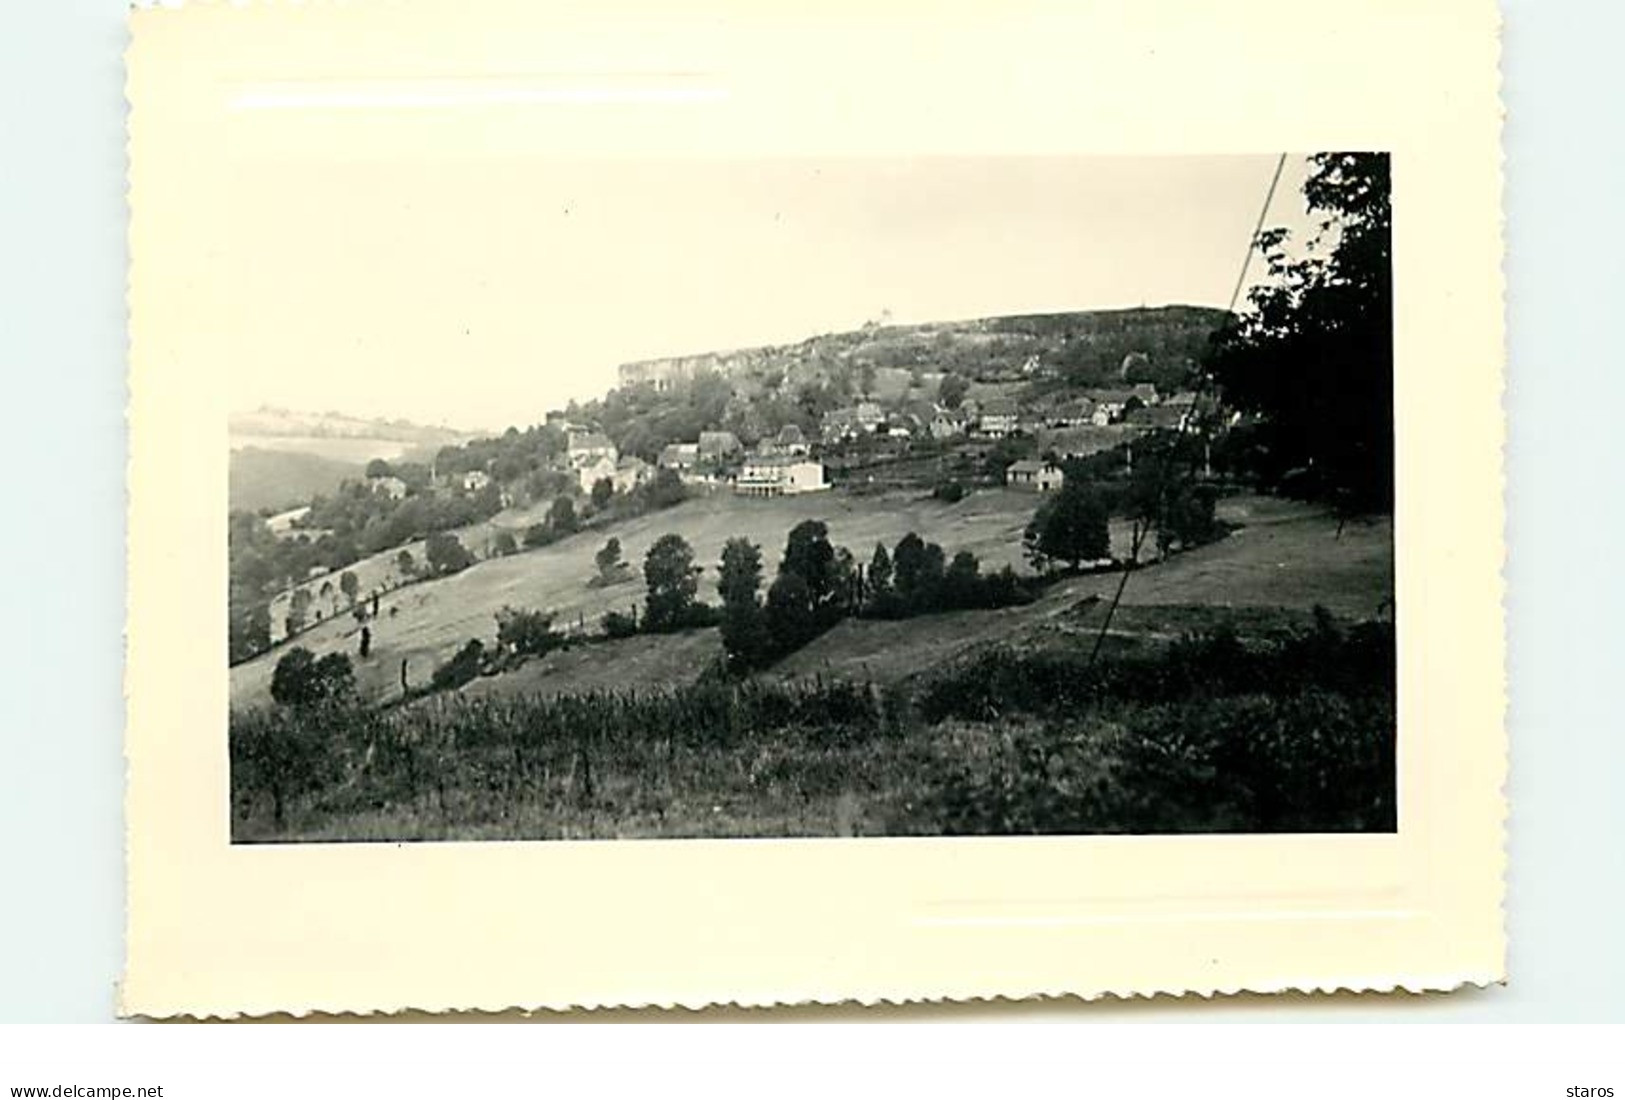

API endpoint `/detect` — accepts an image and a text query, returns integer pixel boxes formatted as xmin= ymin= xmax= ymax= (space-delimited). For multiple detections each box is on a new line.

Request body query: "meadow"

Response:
xmin=228 ymin=487 xmax=1395 ymax=842
xmin=231 ymin=486 xmax=1049 ymax=708
xmin=230 ymin=611 xmax=1395 ymax=842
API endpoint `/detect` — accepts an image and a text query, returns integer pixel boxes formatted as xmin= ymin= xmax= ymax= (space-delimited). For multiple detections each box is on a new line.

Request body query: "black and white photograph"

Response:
xmin=224 ymin=152 xmax=1397 ymax=843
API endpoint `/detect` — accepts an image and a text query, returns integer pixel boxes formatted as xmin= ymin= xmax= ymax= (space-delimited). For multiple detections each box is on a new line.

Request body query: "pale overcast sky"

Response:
xmin=219 ymin=154 xmax=1313 ymax=431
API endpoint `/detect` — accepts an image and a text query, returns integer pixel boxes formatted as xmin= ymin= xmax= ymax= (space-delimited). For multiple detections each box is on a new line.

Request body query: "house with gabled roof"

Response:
xmin=698 ymin=430 xmax=743 ymax=464
xmin=760 ymin=423 xmax=809 ymax=457
xmin=658 ymin=442 xmax=700 ymax=471
xmin=977 ymin=398 xmax=1020 ymax=438
xmin=566 ymin=430 xmax=618 ymax=467
xmin=734 ymin=454 xmax=828 ymax=497
xmin=1005 ymin=458 xmax=1065 ymax=493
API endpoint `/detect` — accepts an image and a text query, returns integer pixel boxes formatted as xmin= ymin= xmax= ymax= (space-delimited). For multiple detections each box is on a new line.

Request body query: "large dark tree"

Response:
xmin=717 ymin=537 xmax=770 ymax=672
xmin=779 ymin=520 xmax=840 ymax=611
xmin=269 ymin=647 xmax=356 ymax=709
xmin=1206 ymin=153 xmax=1393 ymax=512
xmin=643 ymin=533 xmax=699 ymax=632
xmin=1022 ymin=480 xmax=1110 ymax=573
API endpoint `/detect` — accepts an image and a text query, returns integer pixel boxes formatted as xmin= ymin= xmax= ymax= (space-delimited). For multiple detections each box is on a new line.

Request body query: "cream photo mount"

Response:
xmin=124 ymin=0 xmax=1504 ymax=1017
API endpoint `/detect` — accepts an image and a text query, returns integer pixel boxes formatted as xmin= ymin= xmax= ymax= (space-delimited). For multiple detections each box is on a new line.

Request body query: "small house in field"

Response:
xmin=1006 ymin=459 xmax=1065 ymax=493
xmin=460 ymin=470 xmax=492 ymax=493
xmin=734 ymin=455 xmax=829 ymax=497
xmin=854 ymin=402 xmax=885 ymax=432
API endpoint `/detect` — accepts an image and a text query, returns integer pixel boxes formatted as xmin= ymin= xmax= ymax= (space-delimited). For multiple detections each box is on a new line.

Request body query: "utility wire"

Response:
xmin=1085 ymin=153 xmax=1288 ymax=667
xmin=1227 ymin=153 xmax=1288 ymax=316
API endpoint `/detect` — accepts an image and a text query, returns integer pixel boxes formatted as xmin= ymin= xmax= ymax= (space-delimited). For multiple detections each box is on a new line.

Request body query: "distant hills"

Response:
xmin=229 ymin=407 xmax=473 ymax=514
xmin=615 ymin=305 xmax=1229 ymax=403
xmin=229 ymin=406 xmax=470 ymax=448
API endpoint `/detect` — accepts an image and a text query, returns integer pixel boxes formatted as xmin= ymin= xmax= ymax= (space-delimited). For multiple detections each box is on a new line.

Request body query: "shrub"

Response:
xmin=270 ymin=647 xmax=355 ymax=708
xmin=425 ymin=532 xmax=475 ymax=576
xmin=547 ymin=496 xmax=578 ymax=535
xmin=602 ymin=610 xmax=639 ymax=639
xmin=431 ymin=639 xmax=486 ymax=692
xmin=933 ymin=479 xmax=967 ymax=503
xmin=494 ymin=606 xmax=559 ymax=656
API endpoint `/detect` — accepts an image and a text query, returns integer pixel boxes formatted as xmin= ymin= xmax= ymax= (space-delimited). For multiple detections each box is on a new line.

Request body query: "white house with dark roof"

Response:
xmin=611 ymin=455 xmax=652 ymax=493
xmin=977 ymin=399 xmax=1019 ymax=438
xmin=1005 ymin=459 xmax=1065 ymax=493
xmin=658 ymin=441 xmax=699 ymax=471
xmin=698 ymin=430 xmax=743 ymax=464
xmin=761 ymin=423 xmax=810 ymax=457
xmin=566 ymin=430 xmax=618 ymax=467
xmin=575 ymin=454 xmax=617 ymax=494
xmin=734 ymin=454 xmax=828 ymax=497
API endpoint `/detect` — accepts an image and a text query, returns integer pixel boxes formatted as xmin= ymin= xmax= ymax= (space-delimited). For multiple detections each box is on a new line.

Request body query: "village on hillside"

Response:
xmin=233 ymin=309 xmax=1229 ymax=652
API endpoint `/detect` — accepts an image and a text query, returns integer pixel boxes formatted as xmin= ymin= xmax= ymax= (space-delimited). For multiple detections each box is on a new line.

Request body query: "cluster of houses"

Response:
xmin=350 ymin=379 xmax=1207 ymax=514
xmin=564 ymin=429 xmax=654 ymax=495
xmin=817 ymin=383 xmax=1204 ymax=446
xmin=655 ymin=424 xmax=827 ymax=497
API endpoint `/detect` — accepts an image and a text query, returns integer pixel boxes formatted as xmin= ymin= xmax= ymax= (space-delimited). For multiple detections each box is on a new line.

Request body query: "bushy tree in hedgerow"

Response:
xmin=590 ymin=477 xmax=615 ymax=510
xmin=395 ymin=548 xmax=416 ymax=578
xmin=491 ymin=530 xmax=518 ymax=557
xmin=642 ymin=533 xmax=699 ymax=632
xmin=764 ymin=571 xmax=817 ymax=654
xmin=269 ymin=646 xmax=356 ymax=709
xmin=547 ymin=495 xmax=579 ymax=535
xmin=762 ymin=520 xmax=850 ymax=650
xmin=942 ymin=549 xmax=984 ymax=609
xmin=339 ymin=568 xmax=360 ymax=606
xmin=868 ymin=542 xmax=893 ymax=599
xmin=892 ymin=532 xmax=946 ymax=611
xmin=1023 ymin=480 xmax=1110 ymax=573
xmin=779 ymin=520 xmax=840 ymax=612
xmin=424 ymin=532 xmax=474 ymax=576
xmin=717 ymin=536 xmax=771 ymax=672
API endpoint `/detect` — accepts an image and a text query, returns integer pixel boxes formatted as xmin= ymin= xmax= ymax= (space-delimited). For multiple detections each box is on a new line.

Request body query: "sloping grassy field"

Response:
xmin=444 ymin=493 xmax=1390 ymax=703
xmin=230 ymin=491 xmax=1395 ymax=842
xmin=231 ymin=487 xmax=1046 ymax=708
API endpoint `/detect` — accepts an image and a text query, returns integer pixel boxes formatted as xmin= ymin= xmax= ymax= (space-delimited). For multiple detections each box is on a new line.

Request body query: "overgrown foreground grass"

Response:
xmin=231 ymin=613 xmax=1394 ymax=841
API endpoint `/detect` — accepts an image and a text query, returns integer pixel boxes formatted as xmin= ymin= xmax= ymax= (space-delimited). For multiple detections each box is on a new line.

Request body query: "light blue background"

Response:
xmin=0 ymin=0 xmax=1620 ymax=1023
